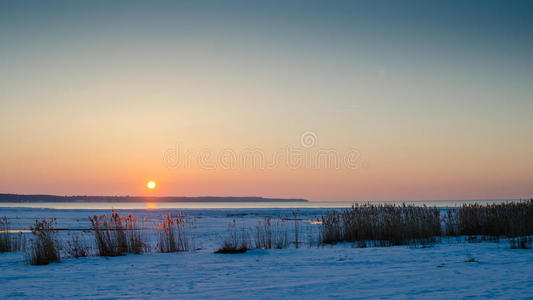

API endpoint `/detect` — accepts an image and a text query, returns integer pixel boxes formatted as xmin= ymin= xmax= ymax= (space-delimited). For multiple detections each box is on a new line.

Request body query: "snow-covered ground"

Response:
xmin=1 ymin=207 xmax=533 ymax=299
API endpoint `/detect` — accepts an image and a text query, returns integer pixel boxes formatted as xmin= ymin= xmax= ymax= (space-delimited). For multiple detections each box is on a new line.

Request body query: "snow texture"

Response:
xmin=1 ymin=207 xmax=532 ymax=299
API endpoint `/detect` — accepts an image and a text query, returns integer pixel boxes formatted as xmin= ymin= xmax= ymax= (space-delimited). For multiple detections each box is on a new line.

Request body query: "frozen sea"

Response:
xmin=1 ymin=201 xmax=532 ymax=299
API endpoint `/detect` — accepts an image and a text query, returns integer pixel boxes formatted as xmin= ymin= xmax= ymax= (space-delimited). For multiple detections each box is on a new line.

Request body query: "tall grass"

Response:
xmin=215 ymin=220 xmax=250 ymax=254
xmin=442 ymin=209 xmax=460 ymax=237
xmin=254 ymin=217 xmax=289 ymax=249
xmin=445 ymin=200 xmax=533 ymax=237
xmin=306 ymin=221 xmax=320 ymax=248
xmin=0 ymin=216 xmax=10 ymax=252
xmin=510 ymin=236 xmax=532 ymax=249
xmin=319 ymin=211 xmax=343 ymax=244
xmin=292 ymin=211 xmax=300 ymax=248
xmin=89 ymin=210 xmax=146 ymax=256
xmin=319 ymin=203 xmax=441 ymax=246
xmin=26 ymin=219 xmax=60 ymax=265
xmin=1 ymin=216 xmax=25 ymax=252
xmin=154 ymin=212 xmax=195 ymax=253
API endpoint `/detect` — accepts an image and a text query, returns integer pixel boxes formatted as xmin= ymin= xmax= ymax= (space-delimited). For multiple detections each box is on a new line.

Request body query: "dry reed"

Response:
xmin=89 ymin=210 xmax=146 ymax=256
xmin=0 ymin=216 xmax=24 ymax=252
xmin=26 ymin=218 xmax=60 ymax=265
xmin=445 ymin=200 xmax=533 ymax=237
xmin=215 ymin=220 xmax=250 ymax=254
xmin=254 ymin=217 xmax=289 ymax=249
xmin=154 ymin=212 xmax=195 ymax=253
xmin=320 ymin=203 xmax=441 ymax=246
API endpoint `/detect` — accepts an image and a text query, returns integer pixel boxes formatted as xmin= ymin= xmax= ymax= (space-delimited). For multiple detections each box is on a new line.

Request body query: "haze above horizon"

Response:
xmin=1 ymin=1 xmax=532 ymax=201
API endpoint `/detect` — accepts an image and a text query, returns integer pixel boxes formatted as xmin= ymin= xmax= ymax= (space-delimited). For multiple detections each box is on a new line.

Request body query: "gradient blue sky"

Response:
xmin=1 ymin=1 xmax=532 ymax=201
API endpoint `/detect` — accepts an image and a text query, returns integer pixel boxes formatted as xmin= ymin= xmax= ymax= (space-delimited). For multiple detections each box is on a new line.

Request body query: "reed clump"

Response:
xmin=26 ymin=218 xmax=60 ymax=265
xmin=215 ymin=220 xmax=250 ymax=254
xmin=89 ymin=210 xmax=146 ymax=256
xmin=154 ymin=212 xmax=195 ymax=253
xmin=1 ymin=216 xmax=25 ymax=252
xmin=319 ymin=212 xmax=343 ymax=244
xmin=319 ymin=203 xmax=441 ymax=246
xmin=447 ymin=200 xmax=533 ymax=237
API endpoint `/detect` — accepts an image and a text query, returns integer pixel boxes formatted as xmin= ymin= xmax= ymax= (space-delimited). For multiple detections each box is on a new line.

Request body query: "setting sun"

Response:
xmin=147 ymin=180 xmax=156 ymax=190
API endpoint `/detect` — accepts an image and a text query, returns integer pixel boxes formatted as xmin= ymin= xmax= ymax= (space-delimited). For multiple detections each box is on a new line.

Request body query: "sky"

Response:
xmin=1 ymin=0 xmax=532 ymax=201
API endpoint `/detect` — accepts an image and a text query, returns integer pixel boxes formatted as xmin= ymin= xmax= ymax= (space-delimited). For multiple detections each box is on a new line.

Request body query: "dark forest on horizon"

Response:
xmin=0 ymin=194 xmax=308 ymax=203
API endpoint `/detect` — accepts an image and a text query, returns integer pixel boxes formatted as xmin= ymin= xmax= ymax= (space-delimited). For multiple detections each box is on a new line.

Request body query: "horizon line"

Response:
xmin=1 ymin=193 xmax=530 ymax=203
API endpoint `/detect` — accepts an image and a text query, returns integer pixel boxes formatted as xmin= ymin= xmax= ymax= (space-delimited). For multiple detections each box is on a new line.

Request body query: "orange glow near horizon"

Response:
xmin=146 ymin=202 xmax=157 ymax=210
xmin=1 ymin=2 xmax=533 ymax=203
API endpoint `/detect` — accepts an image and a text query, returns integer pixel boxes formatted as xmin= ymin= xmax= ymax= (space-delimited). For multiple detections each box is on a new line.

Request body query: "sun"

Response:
xmin=147 ymin=180 xmax=156 ymax=190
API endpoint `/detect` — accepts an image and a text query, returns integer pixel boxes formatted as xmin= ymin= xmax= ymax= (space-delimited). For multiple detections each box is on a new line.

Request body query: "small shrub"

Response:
xmin=215 ymin=220 xmax=249 ymax=254
xmin=26 ymin=219 xmax=60 ymax=265
xmin=64 ymin=233 xmax=89 ymax=258
xmin=154 ymin=212 xmax=194 ymax=253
